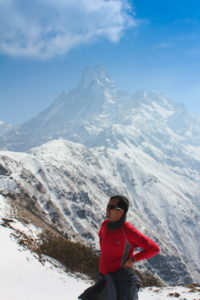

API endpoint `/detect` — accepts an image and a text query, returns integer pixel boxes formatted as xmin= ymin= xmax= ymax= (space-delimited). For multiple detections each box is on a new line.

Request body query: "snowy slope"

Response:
xmin=0 ymin=139 xmax=199 ymax=284
xmin=0 ymin=195 xmax=90 ymax=300
xmin=1 ymin=195 xmax=199 ymax=300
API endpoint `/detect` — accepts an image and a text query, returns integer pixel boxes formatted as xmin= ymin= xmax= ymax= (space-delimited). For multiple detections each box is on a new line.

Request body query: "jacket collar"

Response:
xmin=107 ymin=215 xmax=126 ymax=230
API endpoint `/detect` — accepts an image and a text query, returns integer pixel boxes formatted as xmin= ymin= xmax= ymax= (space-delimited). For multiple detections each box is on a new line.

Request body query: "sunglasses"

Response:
xmin=107 ymin=204 xmax=122 ymax=210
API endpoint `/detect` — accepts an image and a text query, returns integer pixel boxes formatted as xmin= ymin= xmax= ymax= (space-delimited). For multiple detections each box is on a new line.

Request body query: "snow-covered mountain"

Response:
xmin=3 ymin=65 xmax=129 ymax=151
xmin=0 ymin=138 xmax=199 ymax=284
xmin=2 ymin=65 xmax=200 ymax=155
xmin=0 ymin=65 xmax=200 ymax=284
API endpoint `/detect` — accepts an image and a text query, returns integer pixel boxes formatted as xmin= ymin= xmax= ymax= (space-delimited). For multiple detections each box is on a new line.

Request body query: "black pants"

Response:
xmin=78 ymin=267 xmax=141 ymax=300
xmin=112 ymin=267 xmax=141 ymax=300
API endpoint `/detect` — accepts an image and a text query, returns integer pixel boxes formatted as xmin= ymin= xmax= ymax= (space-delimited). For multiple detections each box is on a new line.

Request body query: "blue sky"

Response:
xmin=1 ymin=0 xmax=200 ymax=125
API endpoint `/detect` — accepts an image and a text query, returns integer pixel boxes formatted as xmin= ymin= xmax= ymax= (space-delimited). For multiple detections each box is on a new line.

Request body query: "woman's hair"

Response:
xmin=110 ymin=195 xmax=129 ymax=213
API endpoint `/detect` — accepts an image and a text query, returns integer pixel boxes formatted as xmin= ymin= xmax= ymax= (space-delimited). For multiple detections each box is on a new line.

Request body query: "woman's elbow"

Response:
xmin=153 ymin=243 xmax=160 ymax=255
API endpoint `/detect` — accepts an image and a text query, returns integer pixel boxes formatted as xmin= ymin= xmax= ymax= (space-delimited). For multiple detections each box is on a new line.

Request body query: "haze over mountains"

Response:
xmin=0 ymin=65 xmax=200 ymax=284
xmin=0 ymin=121 xmax=13 ymax=138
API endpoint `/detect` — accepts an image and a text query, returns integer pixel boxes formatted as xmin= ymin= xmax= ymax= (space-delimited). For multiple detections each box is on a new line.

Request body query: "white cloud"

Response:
xmin=0 ymin=0 xmax=137 ymax=60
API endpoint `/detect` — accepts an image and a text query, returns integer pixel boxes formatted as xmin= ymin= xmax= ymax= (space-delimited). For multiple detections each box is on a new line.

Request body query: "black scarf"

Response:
xmin=107 ymin=214 xmax=126 ymax=230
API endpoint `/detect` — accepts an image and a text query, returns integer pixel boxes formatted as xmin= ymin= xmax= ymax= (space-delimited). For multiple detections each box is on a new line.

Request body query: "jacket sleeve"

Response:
xmin=124 ymin=223 xmax=160 ymax=262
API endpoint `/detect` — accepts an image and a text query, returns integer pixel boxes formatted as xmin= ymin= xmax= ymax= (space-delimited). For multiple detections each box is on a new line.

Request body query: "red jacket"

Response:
xmin=99 ymin=219 xmax=160 ymax=275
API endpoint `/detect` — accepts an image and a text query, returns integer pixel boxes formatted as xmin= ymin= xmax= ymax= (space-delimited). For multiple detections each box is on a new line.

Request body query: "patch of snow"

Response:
xmin=184 ymin=145 xmax=200 ymax=160
xmin=140 ymin=286 xmax=200 ymax=300
xmin=151 ymin=101 xmax=174 ymax=118
xmin=104 ymin=90 xmax=115 ymax=104
xmin=0 ymin=194 xmax=11 ymax=218
xmin=0 ymin=225 xmax=90 ymax=300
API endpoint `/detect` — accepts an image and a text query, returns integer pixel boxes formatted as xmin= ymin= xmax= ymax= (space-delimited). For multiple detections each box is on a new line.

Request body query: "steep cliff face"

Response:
xmin=0 ymin=66 xmax=200 ymax=284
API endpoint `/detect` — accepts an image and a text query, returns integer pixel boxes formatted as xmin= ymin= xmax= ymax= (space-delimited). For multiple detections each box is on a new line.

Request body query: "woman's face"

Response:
xmin=106 ymin=198 xmax=124 ymax=222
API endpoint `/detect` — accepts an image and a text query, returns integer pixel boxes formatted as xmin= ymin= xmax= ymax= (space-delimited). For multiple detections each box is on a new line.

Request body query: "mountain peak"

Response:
xmin=79 ymin=65 xmax=115 ymax=89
